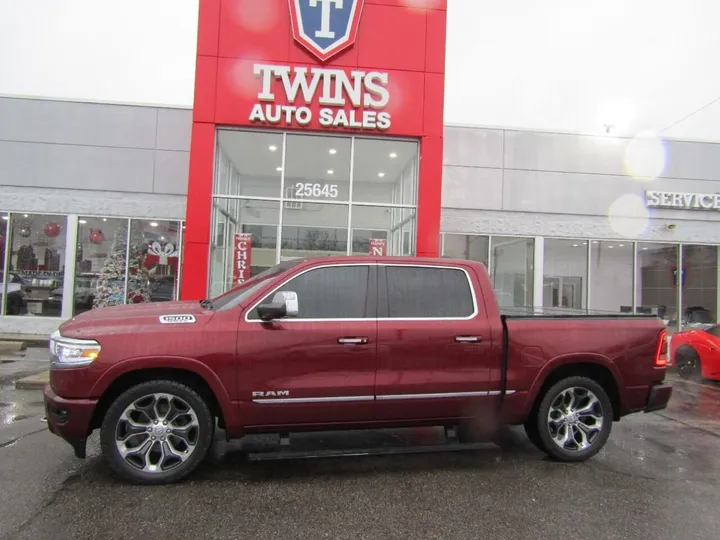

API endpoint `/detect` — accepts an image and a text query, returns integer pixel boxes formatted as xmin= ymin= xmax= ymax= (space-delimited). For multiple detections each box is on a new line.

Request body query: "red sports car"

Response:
xmin=670 ymin=326 xmax=720 ymax=381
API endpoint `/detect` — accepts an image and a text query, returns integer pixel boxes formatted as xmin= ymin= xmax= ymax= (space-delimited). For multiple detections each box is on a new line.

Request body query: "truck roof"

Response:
xmin=295 ymin=255 xmax=487 ymax=268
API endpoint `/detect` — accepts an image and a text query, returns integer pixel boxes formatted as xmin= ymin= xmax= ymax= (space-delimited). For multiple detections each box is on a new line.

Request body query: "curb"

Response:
xmin=0 ymin=341 xmax=28 ymax=353
xmin=15 ymin=371 xmax=49 ymax=390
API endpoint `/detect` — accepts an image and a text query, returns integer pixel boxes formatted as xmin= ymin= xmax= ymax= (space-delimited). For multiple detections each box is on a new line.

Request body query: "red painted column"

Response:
xmin=181 ymin=123 xmax=216 ymax=300
xmin=416 ymin=135 xmax=443 ymax=257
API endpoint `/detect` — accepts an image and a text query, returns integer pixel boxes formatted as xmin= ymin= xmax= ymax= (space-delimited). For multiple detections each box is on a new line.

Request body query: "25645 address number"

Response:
xmin=294 ymin=182 xmax=339 ymax=199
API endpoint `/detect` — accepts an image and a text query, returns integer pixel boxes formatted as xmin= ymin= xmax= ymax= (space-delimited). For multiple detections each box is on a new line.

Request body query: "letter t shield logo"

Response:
xmin=289 ymin=0 xmax=365 ymax=62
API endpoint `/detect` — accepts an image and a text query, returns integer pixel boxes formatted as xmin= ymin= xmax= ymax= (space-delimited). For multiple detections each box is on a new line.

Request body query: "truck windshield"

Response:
xmin=211 ymin=259 xmax=305 ymax=311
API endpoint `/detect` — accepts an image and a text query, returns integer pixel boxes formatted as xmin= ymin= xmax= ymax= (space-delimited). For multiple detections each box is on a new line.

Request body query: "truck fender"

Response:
xmin=524 ymin=353 xmax=625 ymax=413
xmin=89 ymin=356 xmax=239 ymax=429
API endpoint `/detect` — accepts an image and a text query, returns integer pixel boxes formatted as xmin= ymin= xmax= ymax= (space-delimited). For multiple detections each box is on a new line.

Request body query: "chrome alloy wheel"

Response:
xmin=547 ymin=386 xmax=604 ymax=452
xmin=115 ymin=393 xmax=200 ymax=473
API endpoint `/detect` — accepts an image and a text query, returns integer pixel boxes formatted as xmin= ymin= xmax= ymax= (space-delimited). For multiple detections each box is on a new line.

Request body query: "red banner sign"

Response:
xmin=369 ymin=238 xmax=387 ymax=256
xmin=233 ymin=233 xmax=253 ymax=285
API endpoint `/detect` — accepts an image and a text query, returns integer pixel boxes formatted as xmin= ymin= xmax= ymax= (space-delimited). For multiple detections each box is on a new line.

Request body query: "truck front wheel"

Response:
xmin=534 ymin=376 xmax=613 ymax=462
xmin=99 ymin=380 xmax=215 ymax=485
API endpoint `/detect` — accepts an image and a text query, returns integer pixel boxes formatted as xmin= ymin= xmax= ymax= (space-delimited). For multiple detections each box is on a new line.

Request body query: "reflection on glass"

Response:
xmin=5 ymin=214 xmax=66 ymax=317
xmin=543 ymin=239 xmax=587 ymax=313
xmin=281 ymin=203 xmax=348 ymax=260
xmin=589 ymin=241 xmax=633 ymax=314
xmin=353 ymin=138 xmax=418 ymax=205
xmin=128 ymin=220 xmax=181 ymax=305
xmin=680 ymin=245 xmax=718 ymax=328
xmin=209 ymin=199 xmax=280 ymax=297
xmin=637 ymin=242 xmax=679 ymax=334
xmin=0 ymin=213 xmax=10 ymax=315
xmin=72 ymin=217 xmax=129 ymax=315
xmin=442 ymin=234 xmax=489 ymax=266
xmin=285 ymin=134 xmax=351 ymax=202
xmin=350 ymin=205 xmax=392 ymax=255
xmin=492 ymin=236 xmax=534 ymax=308
xmin=215 ymin=130 xmax=284 ymax=198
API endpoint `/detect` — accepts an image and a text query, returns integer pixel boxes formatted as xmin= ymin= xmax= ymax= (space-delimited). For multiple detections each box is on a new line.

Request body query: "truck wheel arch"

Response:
xmin=525 ymin=354 xmax=624 ymax=421
xmin=89 ymin=357 xmax=239 ymax=434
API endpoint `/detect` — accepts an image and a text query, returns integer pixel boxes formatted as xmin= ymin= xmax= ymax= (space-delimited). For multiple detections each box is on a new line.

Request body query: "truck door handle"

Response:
xmin=455 ymin=336 xmax=481 ymax=343
xmin=338 ymin=337 xmax=369 ymax=345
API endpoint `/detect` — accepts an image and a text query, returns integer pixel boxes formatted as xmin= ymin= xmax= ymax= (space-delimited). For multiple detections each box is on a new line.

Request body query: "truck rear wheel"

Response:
xmin=99 ymin=380 xmax=214 ymax=485
xmin=534 ymin=376 xmax=613 ymax=462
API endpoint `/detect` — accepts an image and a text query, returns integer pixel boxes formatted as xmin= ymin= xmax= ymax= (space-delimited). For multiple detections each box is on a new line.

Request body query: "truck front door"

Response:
xmin=238 ymin=263 xmax=377 ymax=427
xmin=374 ymin=263 xmax=498 ymax=422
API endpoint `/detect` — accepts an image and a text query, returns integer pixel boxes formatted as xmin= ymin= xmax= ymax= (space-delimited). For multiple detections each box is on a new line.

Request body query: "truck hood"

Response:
xmin=58 ymin=300 xmax=214 ymax=339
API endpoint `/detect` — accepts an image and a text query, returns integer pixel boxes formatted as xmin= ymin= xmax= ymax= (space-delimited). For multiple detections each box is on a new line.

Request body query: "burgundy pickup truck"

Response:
xmin=44 ymin=256 xmax=672 ymax=484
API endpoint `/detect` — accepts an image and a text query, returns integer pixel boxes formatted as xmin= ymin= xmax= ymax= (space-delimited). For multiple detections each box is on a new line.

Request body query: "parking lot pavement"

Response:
xmin=2 ymin=378 xmax=720 ymax=540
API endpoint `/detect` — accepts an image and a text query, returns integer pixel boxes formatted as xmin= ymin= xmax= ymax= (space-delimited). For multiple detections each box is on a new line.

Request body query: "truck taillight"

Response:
xmin=655 ymin=329 xmax=669 ymax=367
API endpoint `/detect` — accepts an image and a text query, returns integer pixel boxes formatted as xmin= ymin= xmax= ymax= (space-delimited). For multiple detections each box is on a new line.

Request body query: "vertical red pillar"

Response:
xmin=181 ymin=0 xmax=220 ymax=300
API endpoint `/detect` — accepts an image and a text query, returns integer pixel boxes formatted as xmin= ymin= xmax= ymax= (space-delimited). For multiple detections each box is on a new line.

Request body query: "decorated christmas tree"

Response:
xmin=93 ymin=223 xmax=151 ymax=309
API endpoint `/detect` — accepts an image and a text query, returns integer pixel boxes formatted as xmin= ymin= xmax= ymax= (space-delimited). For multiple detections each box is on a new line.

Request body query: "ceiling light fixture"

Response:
xmin=23 ymin=214 xmax=28 ymax=218
xmin=276 ymin=166 xmax=283 ymax=172
xmin=1 ymin=216 xmax=8 ymax=220
xmin=327 ymin=169 xmax=334 ymax=175
xmin=269 ymin=145 xmax=277 ymax=152
xmin=389 ymin=152 xmax=398 ymax=158
xmin=573 ymin=244 xmax=579 ymax=247
xmin=102 ymin=218 xmax=107 ymax=222
xmin=79 ymin=220 xmax=87 ymax=224
xmin=150 ymin=222 xmax=158 ymax=227
xmin=378 ymin=172 xmax=385 ymax=178
xmin=329 ymin=148 xmax=337 ymax=155
xmin=608 ymin=245 xmax=614 ymax=249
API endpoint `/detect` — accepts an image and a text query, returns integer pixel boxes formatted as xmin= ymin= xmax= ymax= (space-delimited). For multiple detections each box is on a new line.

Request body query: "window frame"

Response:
xmin=378 ymin=263 xmax=479 ymax=321
xmin=244 ymin=262 xmax=377 ymax=323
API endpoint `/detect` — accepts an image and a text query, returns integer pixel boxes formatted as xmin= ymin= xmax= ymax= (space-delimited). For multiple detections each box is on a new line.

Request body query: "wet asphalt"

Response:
xmin=1 ymin=352 xmax=720 ymax=540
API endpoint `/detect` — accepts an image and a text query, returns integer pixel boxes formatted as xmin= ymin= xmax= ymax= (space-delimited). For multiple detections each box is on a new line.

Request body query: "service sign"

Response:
xmin=646 ymin=190 xmax=720 ymax=211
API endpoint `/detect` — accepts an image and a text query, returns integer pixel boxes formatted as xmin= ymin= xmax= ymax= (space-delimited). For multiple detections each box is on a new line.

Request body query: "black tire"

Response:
xmin=676 ymin=347 xmax=702 ymax=380
xmin=100 ymin=380 xmax=214 ymax=485
xmin=523 ymin=417 xmax=544 ymax=451
xmin=533 ymin=376 xmax=613 ymax=462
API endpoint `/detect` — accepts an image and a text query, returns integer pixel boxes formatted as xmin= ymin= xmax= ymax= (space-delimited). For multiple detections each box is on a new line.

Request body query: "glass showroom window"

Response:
xmin=442 ymin=234 xmax=489 ymax=266
xmin=543 ymin=239 xmax=588 ymax=313
xmin=215 ymin=130 xmax=284 ymax=198
xmin=352 ymin=138 xmax=418 ymax=206
xmin=679 ymin=245 xmax=718 ymax=327
xmin=128 ymin=219 xmax=181 ymax=304
xmin=2 ymin=213 xmax=67 ymax=317
xmin=209 ymin=130 xmax=419 ymax=297
xmin=589 ymin=240 xmax=633 ymax=314
xmin=71 ymin=216 xmax=130 ymax=315
xmin=492 ymin=236 xmax=534 ymax=308
xmin=637 ymin=242 xmax=679 ymax=334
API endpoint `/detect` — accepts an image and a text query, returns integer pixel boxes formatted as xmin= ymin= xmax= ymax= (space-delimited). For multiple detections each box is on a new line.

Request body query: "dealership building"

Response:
xmin=2 ymin=0 xmax=720 ymax=337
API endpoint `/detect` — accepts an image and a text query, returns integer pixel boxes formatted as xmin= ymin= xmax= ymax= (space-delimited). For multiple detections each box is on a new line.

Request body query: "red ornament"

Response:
xmin=89 ymin=229 xmax=104 ymax=245
xmin=43 ymin=222 xmax=61 ymax=238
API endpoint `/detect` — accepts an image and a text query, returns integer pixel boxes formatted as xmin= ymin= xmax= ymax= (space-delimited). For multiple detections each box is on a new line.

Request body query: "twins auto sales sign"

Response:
xmin=215 ymin=0 xmax=425 ymax=136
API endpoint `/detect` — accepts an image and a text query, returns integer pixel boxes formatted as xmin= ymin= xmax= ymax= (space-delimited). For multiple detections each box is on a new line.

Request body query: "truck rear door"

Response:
xmin=238 ymin=263 xmax=377 ymax=427
xmin=374 ymin=263 xmax=498 ymax=422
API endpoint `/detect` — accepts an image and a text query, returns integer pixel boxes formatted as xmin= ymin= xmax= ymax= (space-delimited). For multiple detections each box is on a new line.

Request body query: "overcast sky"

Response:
xmin=2 ymin=0 xmax=720 ymax=141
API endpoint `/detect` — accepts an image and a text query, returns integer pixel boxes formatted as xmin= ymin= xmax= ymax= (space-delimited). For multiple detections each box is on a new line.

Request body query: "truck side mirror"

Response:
xmin=256 ymin=291 xmax=299 ymax=321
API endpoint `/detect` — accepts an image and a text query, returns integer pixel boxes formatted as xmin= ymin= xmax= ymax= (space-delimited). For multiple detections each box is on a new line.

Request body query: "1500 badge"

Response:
xmin=159 ymin=314 xmax=197 ymax=324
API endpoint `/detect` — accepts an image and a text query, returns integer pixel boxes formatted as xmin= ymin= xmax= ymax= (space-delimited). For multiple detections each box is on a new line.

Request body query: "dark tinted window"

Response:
xmin=250 ymin=265 xmax=370 ymax=320
xmin=385 ymin=266 xmax=475 ymax=318
xmin=705 ymin=325 xmax=720 ymax=339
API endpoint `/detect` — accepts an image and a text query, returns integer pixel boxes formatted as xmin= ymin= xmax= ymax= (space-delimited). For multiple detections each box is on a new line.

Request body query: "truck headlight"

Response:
xmin=49 ymin=330 xmax=101 ymax=368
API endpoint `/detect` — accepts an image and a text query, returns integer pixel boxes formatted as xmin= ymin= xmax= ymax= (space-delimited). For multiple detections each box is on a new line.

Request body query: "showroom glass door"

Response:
xmin=208 ymin=130 xmax=419 ymax=297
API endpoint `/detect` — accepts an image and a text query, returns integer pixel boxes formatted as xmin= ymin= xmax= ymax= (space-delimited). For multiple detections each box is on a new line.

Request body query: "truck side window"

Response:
xmin=385 ymin=266 xmax=475 ymax=319
xmin=248 ymin=265 xmax=371 ymax=320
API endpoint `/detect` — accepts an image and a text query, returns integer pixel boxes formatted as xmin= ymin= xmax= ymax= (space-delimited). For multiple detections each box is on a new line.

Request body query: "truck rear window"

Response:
xmin=385 ymin=266 xmax=475 ymax=319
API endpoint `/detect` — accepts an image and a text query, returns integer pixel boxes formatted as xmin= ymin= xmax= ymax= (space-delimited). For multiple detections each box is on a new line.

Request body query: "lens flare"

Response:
xmin=607 ymin=194 xmax=650 ymax=238
xmin=399 ymin=0 xmax=444 ymax=9
xmin=624 ymin=132 xmax=666 ymax=182
xmin=234 ymin=0 xmax=279 ymax=32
